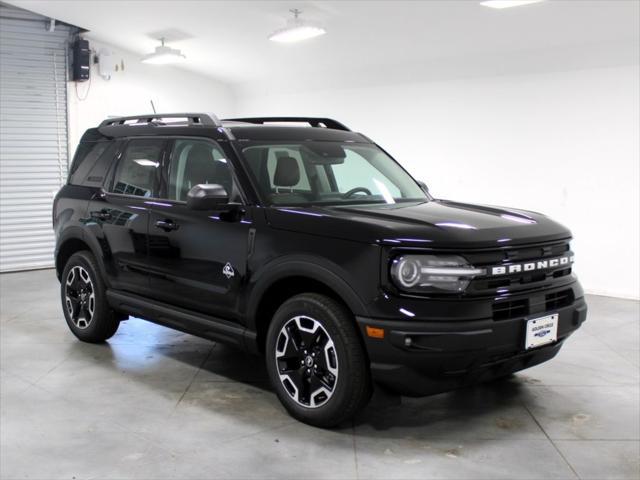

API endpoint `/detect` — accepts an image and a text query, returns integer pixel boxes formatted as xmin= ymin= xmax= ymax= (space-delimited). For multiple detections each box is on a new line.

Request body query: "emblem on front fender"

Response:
xmin=222 ymin=262 xmax=235 ymax=279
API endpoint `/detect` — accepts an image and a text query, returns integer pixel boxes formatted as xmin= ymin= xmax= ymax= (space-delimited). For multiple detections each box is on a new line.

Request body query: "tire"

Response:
xmin=265 ymin=293 xmax=372 ymax=428
xmin=60 ymin=250 xmax=120 ymax=343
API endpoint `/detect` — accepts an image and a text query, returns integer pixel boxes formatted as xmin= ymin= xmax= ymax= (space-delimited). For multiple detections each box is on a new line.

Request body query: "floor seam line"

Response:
xmin=522 ymin=401 xmax=581 ymax=479
xmin=173 ymin=345 xmax=215 ymax=409
xmin=605 ymin=347 xmax=640 ymax=369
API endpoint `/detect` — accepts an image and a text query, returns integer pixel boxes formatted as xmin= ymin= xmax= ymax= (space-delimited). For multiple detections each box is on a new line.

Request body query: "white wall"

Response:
xmin=236 ymin=65 xmax=640 ymax=299
xmin=67 ymin=39 xmax=236 ymax=158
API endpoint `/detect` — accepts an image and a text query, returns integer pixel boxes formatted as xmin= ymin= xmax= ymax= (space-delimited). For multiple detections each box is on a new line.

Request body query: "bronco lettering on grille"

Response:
xmin=490 ymin=255 xmax=574 ymax=276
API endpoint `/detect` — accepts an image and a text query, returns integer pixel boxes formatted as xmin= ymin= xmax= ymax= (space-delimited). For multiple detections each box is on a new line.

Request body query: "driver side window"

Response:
xmin=167 ymin=139 xmax=235 ymax=202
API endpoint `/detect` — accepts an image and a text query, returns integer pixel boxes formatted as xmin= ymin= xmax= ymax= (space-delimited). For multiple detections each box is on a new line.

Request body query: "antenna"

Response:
xmin=150 ymin=100 xmax=157 ymax=114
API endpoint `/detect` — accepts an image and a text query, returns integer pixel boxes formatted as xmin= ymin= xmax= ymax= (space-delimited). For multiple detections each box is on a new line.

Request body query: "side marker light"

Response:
xmin=366 ymin=326 xmax=385 ymax=339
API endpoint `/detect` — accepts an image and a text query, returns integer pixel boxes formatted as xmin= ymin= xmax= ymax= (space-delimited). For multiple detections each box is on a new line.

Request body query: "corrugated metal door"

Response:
xmin=0 ymin=3 xmax=73 ymax=271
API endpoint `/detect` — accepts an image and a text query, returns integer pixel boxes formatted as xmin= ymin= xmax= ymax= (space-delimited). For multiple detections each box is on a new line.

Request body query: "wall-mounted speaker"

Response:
xmin=71 ymin=38 xmax=90 ymax=82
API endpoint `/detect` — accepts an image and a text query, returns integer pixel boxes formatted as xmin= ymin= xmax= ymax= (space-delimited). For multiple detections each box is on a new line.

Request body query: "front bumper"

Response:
xmin=356 ymin=296 xmax=587 ymax=396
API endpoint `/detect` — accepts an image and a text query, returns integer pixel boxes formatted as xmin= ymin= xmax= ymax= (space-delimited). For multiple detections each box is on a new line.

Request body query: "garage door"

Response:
xmin=0 ymin=3 xmax=73 ymax=272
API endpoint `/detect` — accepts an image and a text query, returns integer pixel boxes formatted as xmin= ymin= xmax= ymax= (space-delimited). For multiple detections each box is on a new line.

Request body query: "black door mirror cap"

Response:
xmin=186 ymin=184 xmax=229 ymax=210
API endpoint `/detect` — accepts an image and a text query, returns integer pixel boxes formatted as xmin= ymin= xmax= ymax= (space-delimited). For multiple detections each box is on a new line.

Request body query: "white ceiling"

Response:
xmin=7 ymin=0 xmax=640 ymax=92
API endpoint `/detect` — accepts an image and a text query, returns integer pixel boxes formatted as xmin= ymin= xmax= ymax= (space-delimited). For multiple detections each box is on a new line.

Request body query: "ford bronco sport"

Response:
xmin=53 ymin=113 xmax=587 ymax=427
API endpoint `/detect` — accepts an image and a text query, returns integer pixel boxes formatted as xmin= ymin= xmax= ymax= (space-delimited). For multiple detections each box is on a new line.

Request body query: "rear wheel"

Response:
xmin=266 ymin=293 xmax=372 ymax=428
xmin=60 ymin=251 xmax=120 ymax=343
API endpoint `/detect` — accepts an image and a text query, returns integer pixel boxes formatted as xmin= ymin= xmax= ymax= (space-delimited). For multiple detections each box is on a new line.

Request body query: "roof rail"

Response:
xmin=222 ymin=117 xmax=351 ymax=131
xmin=99 ymin=113 xmax=221 ymax=128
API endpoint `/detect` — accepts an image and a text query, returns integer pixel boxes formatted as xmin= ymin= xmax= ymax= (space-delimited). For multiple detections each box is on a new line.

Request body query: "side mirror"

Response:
xmin=186 ymin=184 xmax=229 ymax=210
xmin=417 ymin=180 xmax=430 ymax=194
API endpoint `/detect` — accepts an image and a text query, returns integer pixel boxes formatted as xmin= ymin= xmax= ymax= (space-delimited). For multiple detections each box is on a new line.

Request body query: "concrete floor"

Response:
xmin=0 ymin=269 xmax=638 ymax=480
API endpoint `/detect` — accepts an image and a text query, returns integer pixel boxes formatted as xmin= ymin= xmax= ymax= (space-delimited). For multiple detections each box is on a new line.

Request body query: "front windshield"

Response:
xmin=240 ymin=141 xmax=427 ymax=206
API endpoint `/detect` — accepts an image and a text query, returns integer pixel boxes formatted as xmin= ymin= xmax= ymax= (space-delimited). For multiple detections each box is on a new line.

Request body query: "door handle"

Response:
xmin=91 ymin=210 xmax=111 ymax=221
xmin=155 ymin=219 xmax=179 ymax=232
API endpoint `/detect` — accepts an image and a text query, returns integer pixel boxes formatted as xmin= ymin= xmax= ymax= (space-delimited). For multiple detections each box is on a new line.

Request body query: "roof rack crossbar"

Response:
xmin=99 ymin=113 xmax=222 ymax=128
xmin=222 ymin=117 xmax=351 ymax=132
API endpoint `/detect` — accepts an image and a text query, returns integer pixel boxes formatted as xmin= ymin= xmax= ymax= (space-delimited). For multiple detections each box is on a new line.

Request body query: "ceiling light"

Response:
xmin=141 ymin=38 xmax=186 ymax=65
xmin=480 ymin=0 xmax=545 ymax=9
xmin=269 ymin=9 xmax=326 ymax=43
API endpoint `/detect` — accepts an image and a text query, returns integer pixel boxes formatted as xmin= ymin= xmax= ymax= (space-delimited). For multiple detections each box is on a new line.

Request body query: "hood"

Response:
xmin=265 ymin=200 xmax=571 ymax=249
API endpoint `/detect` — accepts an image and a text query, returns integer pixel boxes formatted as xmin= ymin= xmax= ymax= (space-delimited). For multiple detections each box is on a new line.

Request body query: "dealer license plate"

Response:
xmin=525 ymin=313 xmax=558 ymax=350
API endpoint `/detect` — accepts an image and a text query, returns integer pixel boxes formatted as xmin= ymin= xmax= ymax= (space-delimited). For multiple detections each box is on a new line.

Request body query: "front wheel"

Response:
xmin=266 ymin=293 xmax=372 ymax=428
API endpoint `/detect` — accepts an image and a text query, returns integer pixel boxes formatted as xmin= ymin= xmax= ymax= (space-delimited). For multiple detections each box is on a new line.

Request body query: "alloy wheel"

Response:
xmin=65 ymin=266 xmax=95 ymax=329
xmin=275 ymin=315 xmax=339 ymax=408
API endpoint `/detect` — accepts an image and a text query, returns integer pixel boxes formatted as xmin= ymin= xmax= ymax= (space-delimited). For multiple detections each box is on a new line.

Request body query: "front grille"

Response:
xmin=545 ymin=289 xmax=574 ymax=311
xmin=492 ymin=288 xmax=574 ymax=321
xmin=464 ymin=240 xmax=574 ymax=296
xmin=492 ymin=298 xmax=528 ymax=321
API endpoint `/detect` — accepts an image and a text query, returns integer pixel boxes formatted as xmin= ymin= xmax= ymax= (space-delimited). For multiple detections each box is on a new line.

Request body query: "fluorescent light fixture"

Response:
xmin=269 ymin=9 xmax=326 ymax=43
xmin=480 ymin=0 xmax=545 ymax=9
xmin=141 ymin=38 xmax=186 ymax=65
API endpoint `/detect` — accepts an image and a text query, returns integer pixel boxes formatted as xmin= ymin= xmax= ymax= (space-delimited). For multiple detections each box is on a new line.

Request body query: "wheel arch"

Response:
xmin=246 ymin=257 xmax=369 ymax=353
xmin=55 ymin=229 xmax=109 ymax=285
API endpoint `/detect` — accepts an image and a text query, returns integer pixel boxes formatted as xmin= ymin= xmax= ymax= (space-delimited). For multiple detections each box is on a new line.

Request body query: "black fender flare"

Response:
xmin=55 ymin=227 xmax=111 ymax=287
xmin=245 ymin=254 xmax=370 ymax=332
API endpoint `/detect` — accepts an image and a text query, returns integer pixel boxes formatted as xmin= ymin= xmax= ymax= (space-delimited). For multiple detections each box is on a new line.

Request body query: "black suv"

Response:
xmin=53 ymin=113 xmax=587 ymax=427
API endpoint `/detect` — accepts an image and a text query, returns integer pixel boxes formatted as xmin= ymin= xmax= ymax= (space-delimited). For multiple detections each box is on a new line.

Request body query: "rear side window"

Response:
xmin=68 ymin=141 xmax=115 ymax=186
xmin=110 ymin=139 xmax=164 ymax=197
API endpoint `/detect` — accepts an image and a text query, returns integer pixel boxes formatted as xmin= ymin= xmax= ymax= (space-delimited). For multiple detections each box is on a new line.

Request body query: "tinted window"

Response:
xmin=111 ymin=139 xmax=164 ymax=197
xmin=167 ymin=139 xmax=234 ymax=202
xmin=68 ymin=141 xmax=111 ymax=185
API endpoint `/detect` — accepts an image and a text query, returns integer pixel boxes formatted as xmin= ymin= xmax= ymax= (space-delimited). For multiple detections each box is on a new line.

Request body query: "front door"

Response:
xmin=145 ymin=137 xmax=252 ymax=322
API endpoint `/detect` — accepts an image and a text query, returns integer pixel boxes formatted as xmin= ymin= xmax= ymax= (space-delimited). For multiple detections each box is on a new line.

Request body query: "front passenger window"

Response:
xmin=168 ymin=140 xmax=233 ymax=202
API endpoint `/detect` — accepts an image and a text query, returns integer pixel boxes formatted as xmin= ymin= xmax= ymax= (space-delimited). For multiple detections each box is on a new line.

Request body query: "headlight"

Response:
xmin=390 ymin=254 xmax=485 ymax=293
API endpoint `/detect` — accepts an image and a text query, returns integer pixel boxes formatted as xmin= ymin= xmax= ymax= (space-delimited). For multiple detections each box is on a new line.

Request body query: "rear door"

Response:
xmin=145 ymin=137 xmax=252 ymax=321
xmin=86 ymin=137 xmax=166 ymax=296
